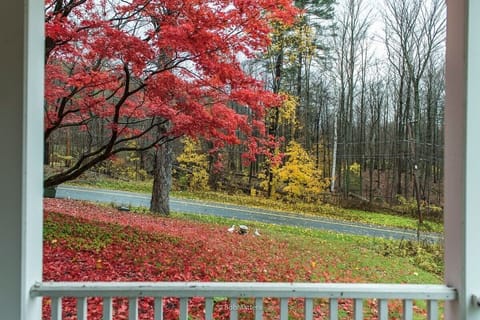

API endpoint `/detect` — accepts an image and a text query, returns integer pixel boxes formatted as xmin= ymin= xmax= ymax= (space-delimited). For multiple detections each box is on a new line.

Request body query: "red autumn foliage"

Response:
xmin=44 ymin=0 xmax=299 ymax=187
xmin=43 ymin=199 xmax=429 ymax=319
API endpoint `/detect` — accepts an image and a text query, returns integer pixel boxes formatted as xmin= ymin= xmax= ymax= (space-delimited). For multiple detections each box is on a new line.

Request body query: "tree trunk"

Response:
xmin=44 ymin=140 xmax=51 ymax=166
xmin=150 ymin=140 xmax=173 ymax=215
xmin=331 ymin=111 xmax=338 ymax=192
xmin=266 ymin=49 xmax=283 ymax=198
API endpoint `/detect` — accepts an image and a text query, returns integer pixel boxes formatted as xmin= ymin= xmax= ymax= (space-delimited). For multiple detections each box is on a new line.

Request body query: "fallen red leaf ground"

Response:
xmin=42 ymin=199 xmax=428 ymax=319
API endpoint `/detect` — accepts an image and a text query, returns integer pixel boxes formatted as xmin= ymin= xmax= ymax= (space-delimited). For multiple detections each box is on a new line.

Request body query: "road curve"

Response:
xmin=55 ymin=185 xmax=442 ymax=242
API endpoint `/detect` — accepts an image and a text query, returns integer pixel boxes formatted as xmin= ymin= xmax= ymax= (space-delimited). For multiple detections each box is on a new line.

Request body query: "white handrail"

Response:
xmin=31 ymin=281 xmax=456 ymax=320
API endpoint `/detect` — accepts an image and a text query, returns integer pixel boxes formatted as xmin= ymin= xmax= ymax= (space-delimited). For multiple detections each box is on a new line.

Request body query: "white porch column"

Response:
xmin=445 ymin=0 xmax=480 ymax=319
xmin=0 ymin=0 xmax=44 ymax=319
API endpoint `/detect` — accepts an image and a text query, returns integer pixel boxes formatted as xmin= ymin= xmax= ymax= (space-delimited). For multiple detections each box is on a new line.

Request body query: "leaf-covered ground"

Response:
xmin=43 ymin=199 xmax=440 ymax=319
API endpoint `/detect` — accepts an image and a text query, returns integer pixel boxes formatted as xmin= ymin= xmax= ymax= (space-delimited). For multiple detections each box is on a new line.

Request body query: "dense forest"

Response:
xmin=44 ymin=0 xmax=446 ymax=217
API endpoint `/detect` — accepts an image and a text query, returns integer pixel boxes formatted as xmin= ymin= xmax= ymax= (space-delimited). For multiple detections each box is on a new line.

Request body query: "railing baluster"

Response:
xmin=230 ymin=297 xmax=239 ymax=320
xmin=103 ymin=297 xmax=113 ymax=320
xmin=205 ymin=297 xmax=214 ymax=320
xmin=280 ymin=298 xmax=289 ymax=320
xmin=51 ymin=297 xmax=61 ymax=320
xmin=304 ymin=298 xmax=313 ymax=320
xmin=29 ymin=282 xmax=455 ymax=320
xmin=329 ymin=298 xmax=338 ymax=320
xmin=154 ymin=297 xmax=163 ymax=320
xmin=129 ymin=297 xmax=138 ymax=320
xmin=179 ymin=297 xmax=188 ymax=320
xmin=255 ymin=297 xmax=263 ymax=320
xmin=378 ymin=299 xmax=388 ymax=320
xmin=76 ymin=297 xmax=87 ymax=320
xmin=428 ymin=300 xmax=438 ymax=320
xmin=354 ymin=298 xmax=363 ymax=320
xmin=403 ymin=299 xmax=413 ymax=320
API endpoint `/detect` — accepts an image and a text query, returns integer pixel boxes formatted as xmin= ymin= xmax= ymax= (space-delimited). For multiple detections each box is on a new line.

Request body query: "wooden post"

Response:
xmin=444 ymin=0 xmax=480 ymax=319
xmin=0 ymin=0 xmax=44 ymax=318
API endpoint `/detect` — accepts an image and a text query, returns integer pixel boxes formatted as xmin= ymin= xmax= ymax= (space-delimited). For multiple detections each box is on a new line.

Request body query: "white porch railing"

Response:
xmin=31 ymin=282 xmax=456 ymax=320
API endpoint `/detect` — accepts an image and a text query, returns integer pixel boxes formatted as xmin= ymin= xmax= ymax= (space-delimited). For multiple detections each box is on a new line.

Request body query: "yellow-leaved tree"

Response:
xmin=266 ymin=140 xmax=329 ymax=202
xmin=176 ymin=138 xmax=210 ymax=192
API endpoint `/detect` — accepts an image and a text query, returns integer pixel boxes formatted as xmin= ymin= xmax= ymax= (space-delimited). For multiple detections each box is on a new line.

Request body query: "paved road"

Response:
xmin=55 ymin=185 xmax=442 ymax=242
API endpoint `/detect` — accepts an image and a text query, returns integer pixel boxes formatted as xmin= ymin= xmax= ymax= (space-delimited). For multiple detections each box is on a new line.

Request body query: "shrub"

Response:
xmin=375 ymin=238 xmax=444 ymax=276
xmin=262 ymin=141 xmax=329 ymax=202
xmin=175 ymin=138 xmax=210 ymax=192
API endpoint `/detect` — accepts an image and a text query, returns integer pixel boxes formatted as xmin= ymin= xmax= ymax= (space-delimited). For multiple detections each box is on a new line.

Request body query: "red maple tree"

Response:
xmin=44 ymin=0 xmax=299 ymax=187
